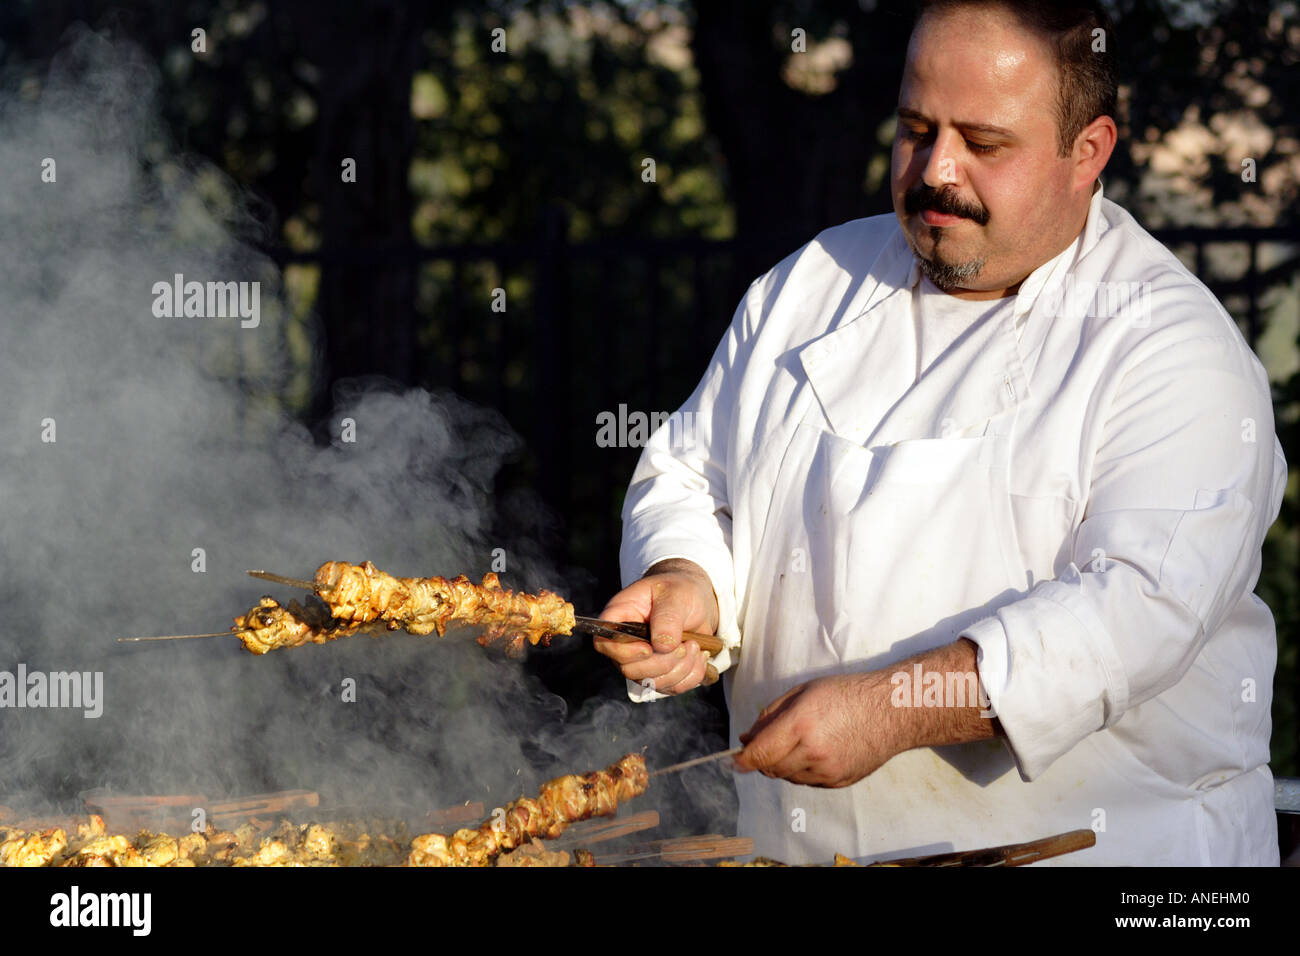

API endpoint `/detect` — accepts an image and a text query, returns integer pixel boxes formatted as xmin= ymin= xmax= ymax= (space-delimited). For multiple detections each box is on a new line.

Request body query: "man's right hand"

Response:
xmin=593 ymin=559 xmax=720 ymax=695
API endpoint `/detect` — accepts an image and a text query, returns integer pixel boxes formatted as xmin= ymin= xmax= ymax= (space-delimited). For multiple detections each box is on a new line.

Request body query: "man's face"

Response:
xmin=891 ymin=6 xmax=1081 ymax=296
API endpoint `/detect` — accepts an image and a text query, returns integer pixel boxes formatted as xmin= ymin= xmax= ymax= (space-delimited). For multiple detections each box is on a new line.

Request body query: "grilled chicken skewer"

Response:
xmin=121 ymin=563 xmax=724 ymax=683
xmin=241 ymin=563 xmax=573 ymax=656
xmin=231 ymin=595 xmax=368 ymax=655
xmin=312 ymin=561 xmax=574 ymax=652
xmin=119 ymin=595 xmax=379 ymax=655
xmin=406 ymin=753 xmax=649 ymax=867
xmin=122 ymin=570 xmax=575 ymax=657
xmin=250 ymin=565 xmax=725 ymax=671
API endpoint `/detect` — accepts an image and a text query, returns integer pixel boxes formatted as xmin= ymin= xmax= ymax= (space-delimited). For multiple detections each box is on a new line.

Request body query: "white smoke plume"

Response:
xmin=0 ymin=26 xmax=734 ymax=838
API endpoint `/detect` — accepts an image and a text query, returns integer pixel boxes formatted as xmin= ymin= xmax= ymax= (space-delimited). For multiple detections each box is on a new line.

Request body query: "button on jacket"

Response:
xmin=619 ymin=182 xmax=1286 ymax=865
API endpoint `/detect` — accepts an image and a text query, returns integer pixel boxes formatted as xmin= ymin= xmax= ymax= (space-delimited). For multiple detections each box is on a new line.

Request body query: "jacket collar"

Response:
xmin=1011 ymin=179 xmax=1109 ymax=333
xmin=798 ymin=180 xmax=1107 ymax=444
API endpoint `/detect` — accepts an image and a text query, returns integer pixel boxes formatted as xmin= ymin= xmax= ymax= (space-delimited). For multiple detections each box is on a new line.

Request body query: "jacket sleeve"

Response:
xmin=618 ymin=283 xmax=759 ymax=702
xmin=962 ymin=321 xmax=1287 ymax=780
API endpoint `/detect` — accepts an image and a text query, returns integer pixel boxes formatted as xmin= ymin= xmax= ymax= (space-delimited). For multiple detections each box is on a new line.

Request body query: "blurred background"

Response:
xmin=0 ymin=0 xmax=1296 ymax=804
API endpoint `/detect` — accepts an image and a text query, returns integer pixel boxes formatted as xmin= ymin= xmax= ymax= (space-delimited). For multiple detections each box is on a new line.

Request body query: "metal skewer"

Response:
xmin=118 ymin=630 xmax=243 ymax=643
xmin=597 ymin=835 xmax=754 ymax=865
xmin=246 ymin=570 xmax=724 ymax=669
xmin=247 ymin=570 xmax=724 ymax=649
xmin=649 ymin=746 xmax=744 ymax=778
xmin=123 ymin=570 xmax=728 ymax=687
xmin=247 ymin=570 xmax=320 ymax=591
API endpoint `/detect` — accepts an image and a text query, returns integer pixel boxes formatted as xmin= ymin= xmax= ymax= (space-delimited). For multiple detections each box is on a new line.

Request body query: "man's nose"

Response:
xmin=921 ymin=131 xmax=962 ymax=189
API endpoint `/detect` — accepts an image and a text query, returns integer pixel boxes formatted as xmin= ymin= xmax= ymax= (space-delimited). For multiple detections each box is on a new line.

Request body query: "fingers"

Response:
xmin=593 ymin=575 xmax=690 ymax=654
xmin=663 ymin=644 xmax=711 ymax=694
xmin=621 ymin=640 xmax=704 ymax=689
xmin=735 ymin=728 xmax=796 ymax=775
xmin=735 ymin=689 xmax=807 ymax=774
xmin=597 ymin=583 xmax=653 ymax=628
xmin=644 ymin=582 xmax=690 ymax=654
xmin=591 ymin=633 xmax=656 ymax=665
xmin=593 ymin=580 xmax=656 ymax=664
xmin=593 ymin=572 xmax=714 ymax=694
xmin=737 ymin=718 xmax=838 ymax=786
xmin=755 ymin=744 xmax=817 ymax=782
xmin=591 ymin=639 xmax=709 ymax=696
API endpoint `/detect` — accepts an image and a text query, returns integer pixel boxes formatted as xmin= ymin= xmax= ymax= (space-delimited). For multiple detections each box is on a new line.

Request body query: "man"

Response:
xmin=595 ymin=0 xmax=1285 ymax=865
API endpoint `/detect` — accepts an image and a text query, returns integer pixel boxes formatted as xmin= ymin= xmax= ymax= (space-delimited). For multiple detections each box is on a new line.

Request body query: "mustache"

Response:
xmin=904 ymin=185 xmax=989 ymax=225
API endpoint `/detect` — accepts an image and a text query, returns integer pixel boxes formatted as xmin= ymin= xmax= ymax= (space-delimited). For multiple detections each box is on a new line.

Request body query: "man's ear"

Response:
xmin=1072 ymin=115 xmax=1117 ymax=193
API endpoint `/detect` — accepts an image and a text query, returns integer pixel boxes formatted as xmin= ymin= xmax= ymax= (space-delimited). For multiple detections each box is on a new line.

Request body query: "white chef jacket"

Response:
xmin=619 ymin=181 xmax=1286 ymax=865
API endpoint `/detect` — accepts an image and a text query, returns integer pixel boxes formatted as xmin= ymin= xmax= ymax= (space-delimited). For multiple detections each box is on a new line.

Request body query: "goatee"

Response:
xmin=906 ymin=227 xmax=985 ymax=291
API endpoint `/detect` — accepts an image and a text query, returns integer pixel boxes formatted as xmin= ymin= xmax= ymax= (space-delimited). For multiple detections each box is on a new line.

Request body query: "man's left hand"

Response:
xmin=735 ymin=639 xmax=997 ymax=787
xmin=735 ymin=671 xmax=909 ymax=788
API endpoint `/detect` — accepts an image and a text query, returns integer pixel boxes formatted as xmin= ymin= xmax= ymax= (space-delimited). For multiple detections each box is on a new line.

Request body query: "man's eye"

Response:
xmin=902 ymin=126 xmax=930 ymax=141
xmin=966 ymin=141 xmax=999 ymax=154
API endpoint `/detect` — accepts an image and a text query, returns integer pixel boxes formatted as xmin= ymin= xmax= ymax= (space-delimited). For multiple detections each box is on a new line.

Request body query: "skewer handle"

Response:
xmin=575 ymin=618 xmax=724 ymax=686
xmin=872 ymin=828 xmax=1097 ymax=867
xmin=578 ymin=618 xmax=725 ymax=655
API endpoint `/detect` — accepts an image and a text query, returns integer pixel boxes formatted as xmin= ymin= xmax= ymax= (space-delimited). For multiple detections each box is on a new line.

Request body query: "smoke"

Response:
xmin=0 ymin=26 xmax=735 ymax=839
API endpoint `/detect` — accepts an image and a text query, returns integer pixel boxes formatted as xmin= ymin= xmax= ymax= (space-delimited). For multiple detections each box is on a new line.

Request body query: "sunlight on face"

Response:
xmin=891 ymin=6 xmax=1083 ymax=297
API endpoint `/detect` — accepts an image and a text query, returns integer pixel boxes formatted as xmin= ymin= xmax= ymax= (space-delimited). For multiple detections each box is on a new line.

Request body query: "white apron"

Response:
xmin=726 ymin=278 xmax=1270 ymax=865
